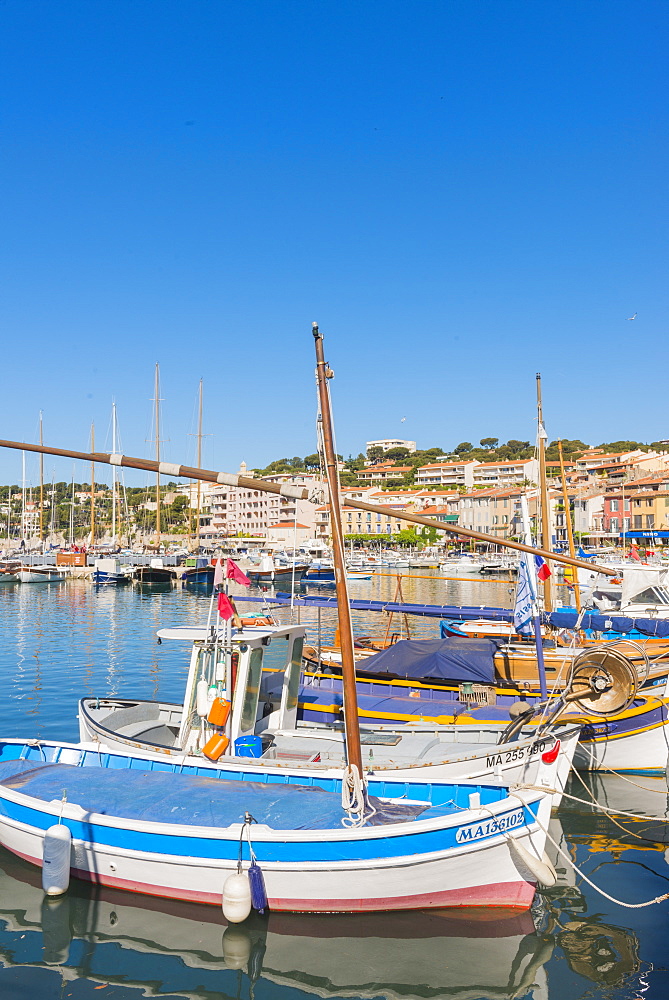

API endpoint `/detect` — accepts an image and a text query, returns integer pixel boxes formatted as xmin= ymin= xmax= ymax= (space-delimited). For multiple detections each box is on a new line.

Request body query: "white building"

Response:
xmin=205 ymin=469 xmax=321 ymax=538
xmin=366 ymin=439 xmax=417 ymax=454
xmin=472 ymin=459 xmax=538 ymax=487
xmin=415 ymin=460 xmax=479 ymax=488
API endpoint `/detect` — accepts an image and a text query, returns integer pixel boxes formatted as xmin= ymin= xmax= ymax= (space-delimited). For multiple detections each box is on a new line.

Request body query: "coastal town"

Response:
xmin=6 ymin=436 xmax=669 ymax=553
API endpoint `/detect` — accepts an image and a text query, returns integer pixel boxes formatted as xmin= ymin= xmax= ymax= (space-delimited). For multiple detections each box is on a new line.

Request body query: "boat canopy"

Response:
xmin=241 ymin=593 xmax=514 ymax=621
xmin=354 ymin=638 xmax=498 ymax=684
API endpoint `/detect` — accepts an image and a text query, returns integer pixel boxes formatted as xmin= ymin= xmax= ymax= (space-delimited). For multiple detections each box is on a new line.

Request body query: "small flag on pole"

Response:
xmin=226 ymin=558 xmax=250 ymax=587
xmin=213 ymin=559 xmax=225 ymax=588
xmin=217 ymin=592 xmax=236 ymax=620
xmin=629 ymin=545 xmax=641 ymax=562
xmin=534 ymin=554 xmax=551 ymax=581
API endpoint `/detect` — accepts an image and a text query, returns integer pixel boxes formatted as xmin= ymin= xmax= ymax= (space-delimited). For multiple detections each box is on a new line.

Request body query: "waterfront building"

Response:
xmin=366 ymin=438 xmax=417 ymax=454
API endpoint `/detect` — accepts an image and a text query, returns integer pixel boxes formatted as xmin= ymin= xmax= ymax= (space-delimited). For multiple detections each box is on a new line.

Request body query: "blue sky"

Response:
xmin=1 ymin=0 xmax=666 ymax=487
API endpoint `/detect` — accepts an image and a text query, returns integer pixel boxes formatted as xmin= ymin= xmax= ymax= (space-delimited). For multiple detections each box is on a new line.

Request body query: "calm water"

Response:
xmin=0 ymin=574 xmax=668 ymax=1000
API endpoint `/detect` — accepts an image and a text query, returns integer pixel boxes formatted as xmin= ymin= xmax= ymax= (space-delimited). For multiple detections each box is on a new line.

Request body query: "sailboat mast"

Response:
xmin=312 ymin=324 xmax=363 ymax=775
xmin=535 ymin=373 xmax=553 ymax=612
xmin=90 ymin=423 xmax=95 ymax=547
xmin=196 ymin=379 xmax=203 ymax=551
xmin=39 ymin=413 xmax=44 ymax=544
xmin=558 ymin=440 xmax=581 ymax=613
xmin=111 ymin=402 xmax=117 ymax=546
xmin=69 ymin=468 xmax=75 ymax=546
xmin=21 ymin=451 xmax=26 ymax=547
xmin=154 ymin=363 xmax=161 ymax=548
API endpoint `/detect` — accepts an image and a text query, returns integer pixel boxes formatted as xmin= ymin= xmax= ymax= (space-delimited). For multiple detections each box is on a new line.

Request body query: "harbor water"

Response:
xmin=0 ymin=572 xmax=668 ymax=999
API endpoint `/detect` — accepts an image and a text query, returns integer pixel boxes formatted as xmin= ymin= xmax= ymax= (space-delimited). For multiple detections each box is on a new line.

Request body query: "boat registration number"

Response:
xmin=455 ymin=808 xmax=525 ymax=844
xmin=485 ymin=739 xmax=549 ymax=769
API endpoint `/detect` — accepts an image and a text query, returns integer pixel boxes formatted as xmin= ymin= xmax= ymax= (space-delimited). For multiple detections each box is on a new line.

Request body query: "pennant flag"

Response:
xmin=513 ymin=557 xmax=537 ymax=636
xmin=534 ymin=554 xmax=552 ymax=581
xmin=226 ymin=558 xmax=250 ymax=587
xmin=213 ymin=559 xmax=224 ymax=588
xmin=629 ymin=545 xmax=641 ymax=562
xmin=217 ymin=592 xmax=236 ymax=620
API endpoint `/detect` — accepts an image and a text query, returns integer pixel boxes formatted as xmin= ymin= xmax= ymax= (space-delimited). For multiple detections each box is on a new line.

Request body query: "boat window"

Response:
xmin=628 ymin=586 xmax=669 ymax=605
xmin=283 ymin=637 xmax=304 ymax=716
xmin=240 ymin=648 xmax=264 ymax=733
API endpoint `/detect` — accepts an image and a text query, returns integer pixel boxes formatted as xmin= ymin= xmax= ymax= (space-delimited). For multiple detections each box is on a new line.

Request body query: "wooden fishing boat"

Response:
xmin=133 ymin=563 xmax=174 ymax=585
xmin=18 ymin=566 xmax=65 ymax=584
xmin=0 ymin=740 xmax=555 ymax=911
xmin=77 ymin=622 xmax=580 ymax=799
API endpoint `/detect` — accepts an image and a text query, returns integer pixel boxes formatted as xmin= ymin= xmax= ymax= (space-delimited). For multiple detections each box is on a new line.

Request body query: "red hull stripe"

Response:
xmin=12 ymin=846 xmax=535 ymax=912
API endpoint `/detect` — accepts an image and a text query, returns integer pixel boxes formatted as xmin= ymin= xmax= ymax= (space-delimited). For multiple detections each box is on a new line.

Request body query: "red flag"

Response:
xmin=629 ymin=546 xmax=641 ymax=562
xmin=226 ymin=558 xmax=250 ymax=587
xmin=217 ymin=592 xmax=236 ymax=620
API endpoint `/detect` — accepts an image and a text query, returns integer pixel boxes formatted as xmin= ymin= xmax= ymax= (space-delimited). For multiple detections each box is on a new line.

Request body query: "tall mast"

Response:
xmin=21 ymin=451 xmax=26 ymax=546
xmin=69 ymin=467 xmax=75 ymax=546
xmin=39 ymin=413 xmax=44 ymax=545
xmin=111 ymin=402 xmax=118 ymax=546
xmin=312 ymin=324 xmax=363 ymax=775
xmin=90 ymin=423 xmax=95 ymax=547
xmin=196 ymin=379 xmax=203 ymax=551
xmin=558 ymin=440 xmax=581 ymax=613
xmin=154 ymin=363 xmax=161 ymax=548
xmin=536 ymin=373 xmax=553 ymax=611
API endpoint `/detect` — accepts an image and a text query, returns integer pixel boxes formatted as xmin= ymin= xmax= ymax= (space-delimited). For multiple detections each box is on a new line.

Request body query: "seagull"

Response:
xmin=626 ymin=312 xmax=637 ymax=320
xmin=400 ymin=416 xmax=406 ymax=422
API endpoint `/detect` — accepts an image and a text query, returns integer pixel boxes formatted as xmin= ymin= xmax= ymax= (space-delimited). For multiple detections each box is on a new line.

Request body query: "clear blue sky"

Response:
xmin=1 ymin=0 xmax=666 ymax=487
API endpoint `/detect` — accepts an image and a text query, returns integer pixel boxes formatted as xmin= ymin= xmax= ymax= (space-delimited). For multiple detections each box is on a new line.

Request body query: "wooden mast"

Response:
xmin=111 ymin=402 xmax=117 ymax=547
xmin=38 ymin=413 xmax=44 ymax=545
xmin=536 ymin=373 xmax=553 ymax=611
xmin=154 ymin=363 xmax=161 ymax=549
xmin=313 ymin=323 xmax=363 ymax=774
xmin=0 ymin=435 xmax=617 ymax=577
xmin=558 ymin=440 xmax=581 ymax=613
xmin=196 ymin=379 xmax=203 ymax=551
xmin=90 ymin=423 xmax=95 ymax=547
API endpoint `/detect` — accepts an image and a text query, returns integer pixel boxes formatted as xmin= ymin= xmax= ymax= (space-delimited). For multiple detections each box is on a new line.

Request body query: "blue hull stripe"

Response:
xmin=0 ymin=797 xmax=539 ymax=864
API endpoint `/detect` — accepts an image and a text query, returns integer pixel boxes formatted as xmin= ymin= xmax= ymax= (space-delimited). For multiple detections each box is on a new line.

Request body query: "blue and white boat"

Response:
xmin=0 ymin=736 xmax=555 ymax=912
xmin=92 ymin=558 xmax=130 ymax=586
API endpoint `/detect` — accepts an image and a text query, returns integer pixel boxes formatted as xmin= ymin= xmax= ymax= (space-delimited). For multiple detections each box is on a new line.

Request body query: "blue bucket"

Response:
xmin=234 ymin=735 xmax=263 ymax=758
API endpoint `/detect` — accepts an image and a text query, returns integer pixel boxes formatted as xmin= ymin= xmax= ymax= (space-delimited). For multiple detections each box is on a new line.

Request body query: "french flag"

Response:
xmin=534 ymin=554 xmax=552 ymax=581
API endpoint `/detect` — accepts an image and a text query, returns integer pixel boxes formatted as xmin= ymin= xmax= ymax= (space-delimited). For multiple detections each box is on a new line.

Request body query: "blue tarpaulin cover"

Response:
xmin=543 ymin=610 xmax=669 ymax=637
xmin=0 ymin=761 xmax=426 ymax=829
xmin=354 ymin=637 xmax=498 ymax=683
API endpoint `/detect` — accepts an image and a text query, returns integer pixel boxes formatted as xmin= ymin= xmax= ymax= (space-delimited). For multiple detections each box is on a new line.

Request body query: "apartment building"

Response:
xmin=204 ymin=469 xmax=320 ymax=538
xmin=356 ymin=463 xmax=413 ymax=484
xmin=415 ymin=460 xmax=479 ymax=488
xmin=472 ymin=459 xmax=538 ymax=487
xmin=603 ymin=489 xmax=669 ymax=541
xmin=366 ymin=439 xmax=417 ymax=454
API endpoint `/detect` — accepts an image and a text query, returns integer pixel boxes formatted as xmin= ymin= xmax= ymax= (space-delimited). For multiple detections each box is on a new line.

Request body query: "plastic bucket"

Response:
xmin=234 ymin=735 xmax=263 ymax=758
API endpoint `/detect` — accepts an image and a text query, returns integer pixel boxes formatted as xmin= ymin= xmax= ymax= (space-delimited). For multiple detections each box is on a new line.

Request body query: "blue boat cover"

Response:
xmin=0 ymin=761 xmax=426 ymax=830
xmin=543 ymin=610 xmax=669 ymax=638
xmin=355 ymin=637 xmax=498 ymax=683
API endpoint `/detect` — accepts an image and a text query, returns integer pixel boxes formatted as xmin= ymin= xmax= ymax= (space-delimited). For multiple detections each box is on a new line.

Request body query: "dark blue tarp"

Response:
xmin=354 ymin=637 xmax=498 ymax=683
xmin=0 ymin=762 xmax=425 ymax=829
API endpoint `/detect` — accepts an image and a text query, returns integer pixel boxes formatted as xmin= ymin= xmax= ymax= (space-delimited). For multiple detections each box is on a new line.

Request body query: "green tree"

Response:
xmin=366 ymin=446 xmax=385 ymax=463
xmin=384 ymin=447 xmax=411 ymax=461
xmin=454 ymin=442 xmax=472 ymax=454
xmin=480 ymin=437 xmax=499 ymax=450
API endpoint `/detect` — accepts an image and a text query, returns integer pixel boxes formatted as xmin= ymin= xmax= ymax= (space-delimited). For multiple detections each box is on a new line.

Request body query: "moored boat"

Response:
xmin=0 ymin=739 xmax=556 ymax=911
xmin=18 ymin=566 xmax=65 ymax=584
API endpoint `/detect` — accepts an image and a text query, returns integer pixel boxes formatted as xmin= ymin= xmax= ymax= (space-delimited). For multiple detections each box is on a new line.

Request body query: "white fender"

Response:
xmin=508 ymin=836 xmax=557 ymax=887
xmin=42 ymin=824 xmax=71 ymax=896
xmin=222 ymin=871 xmax=252 ymax=923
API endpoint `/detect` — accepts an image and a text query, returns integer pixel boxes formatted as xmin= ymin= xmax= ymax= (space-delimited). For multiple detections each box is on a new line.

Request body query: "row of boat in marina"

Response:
xmin=0 ymin=328 xmax=667 ymax=924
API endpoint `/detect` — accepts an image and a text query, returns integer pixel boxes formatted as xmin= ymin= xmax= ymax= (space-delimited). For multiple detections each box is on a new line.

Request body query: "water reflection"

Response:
xmin=0 ymin=847 xmax=552 ymax=1000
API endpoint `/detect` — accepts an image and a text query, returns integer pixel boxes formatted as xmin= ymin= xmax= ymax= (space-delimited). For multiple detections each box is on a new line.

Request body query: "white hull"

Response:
xmin=18 ymin=568 xmax=65 ymax=583
xmin=0 ymin=777 xmax=552 ymax=911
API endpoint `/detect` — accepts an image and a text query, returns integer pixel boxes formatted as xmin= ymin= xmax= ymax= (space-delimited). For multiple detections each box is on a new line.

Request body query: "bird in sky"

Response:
xmin=626 ymin=312 xmax=637 ymax=320
xmin=400 ymin=416 xmax=406 ymax=422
